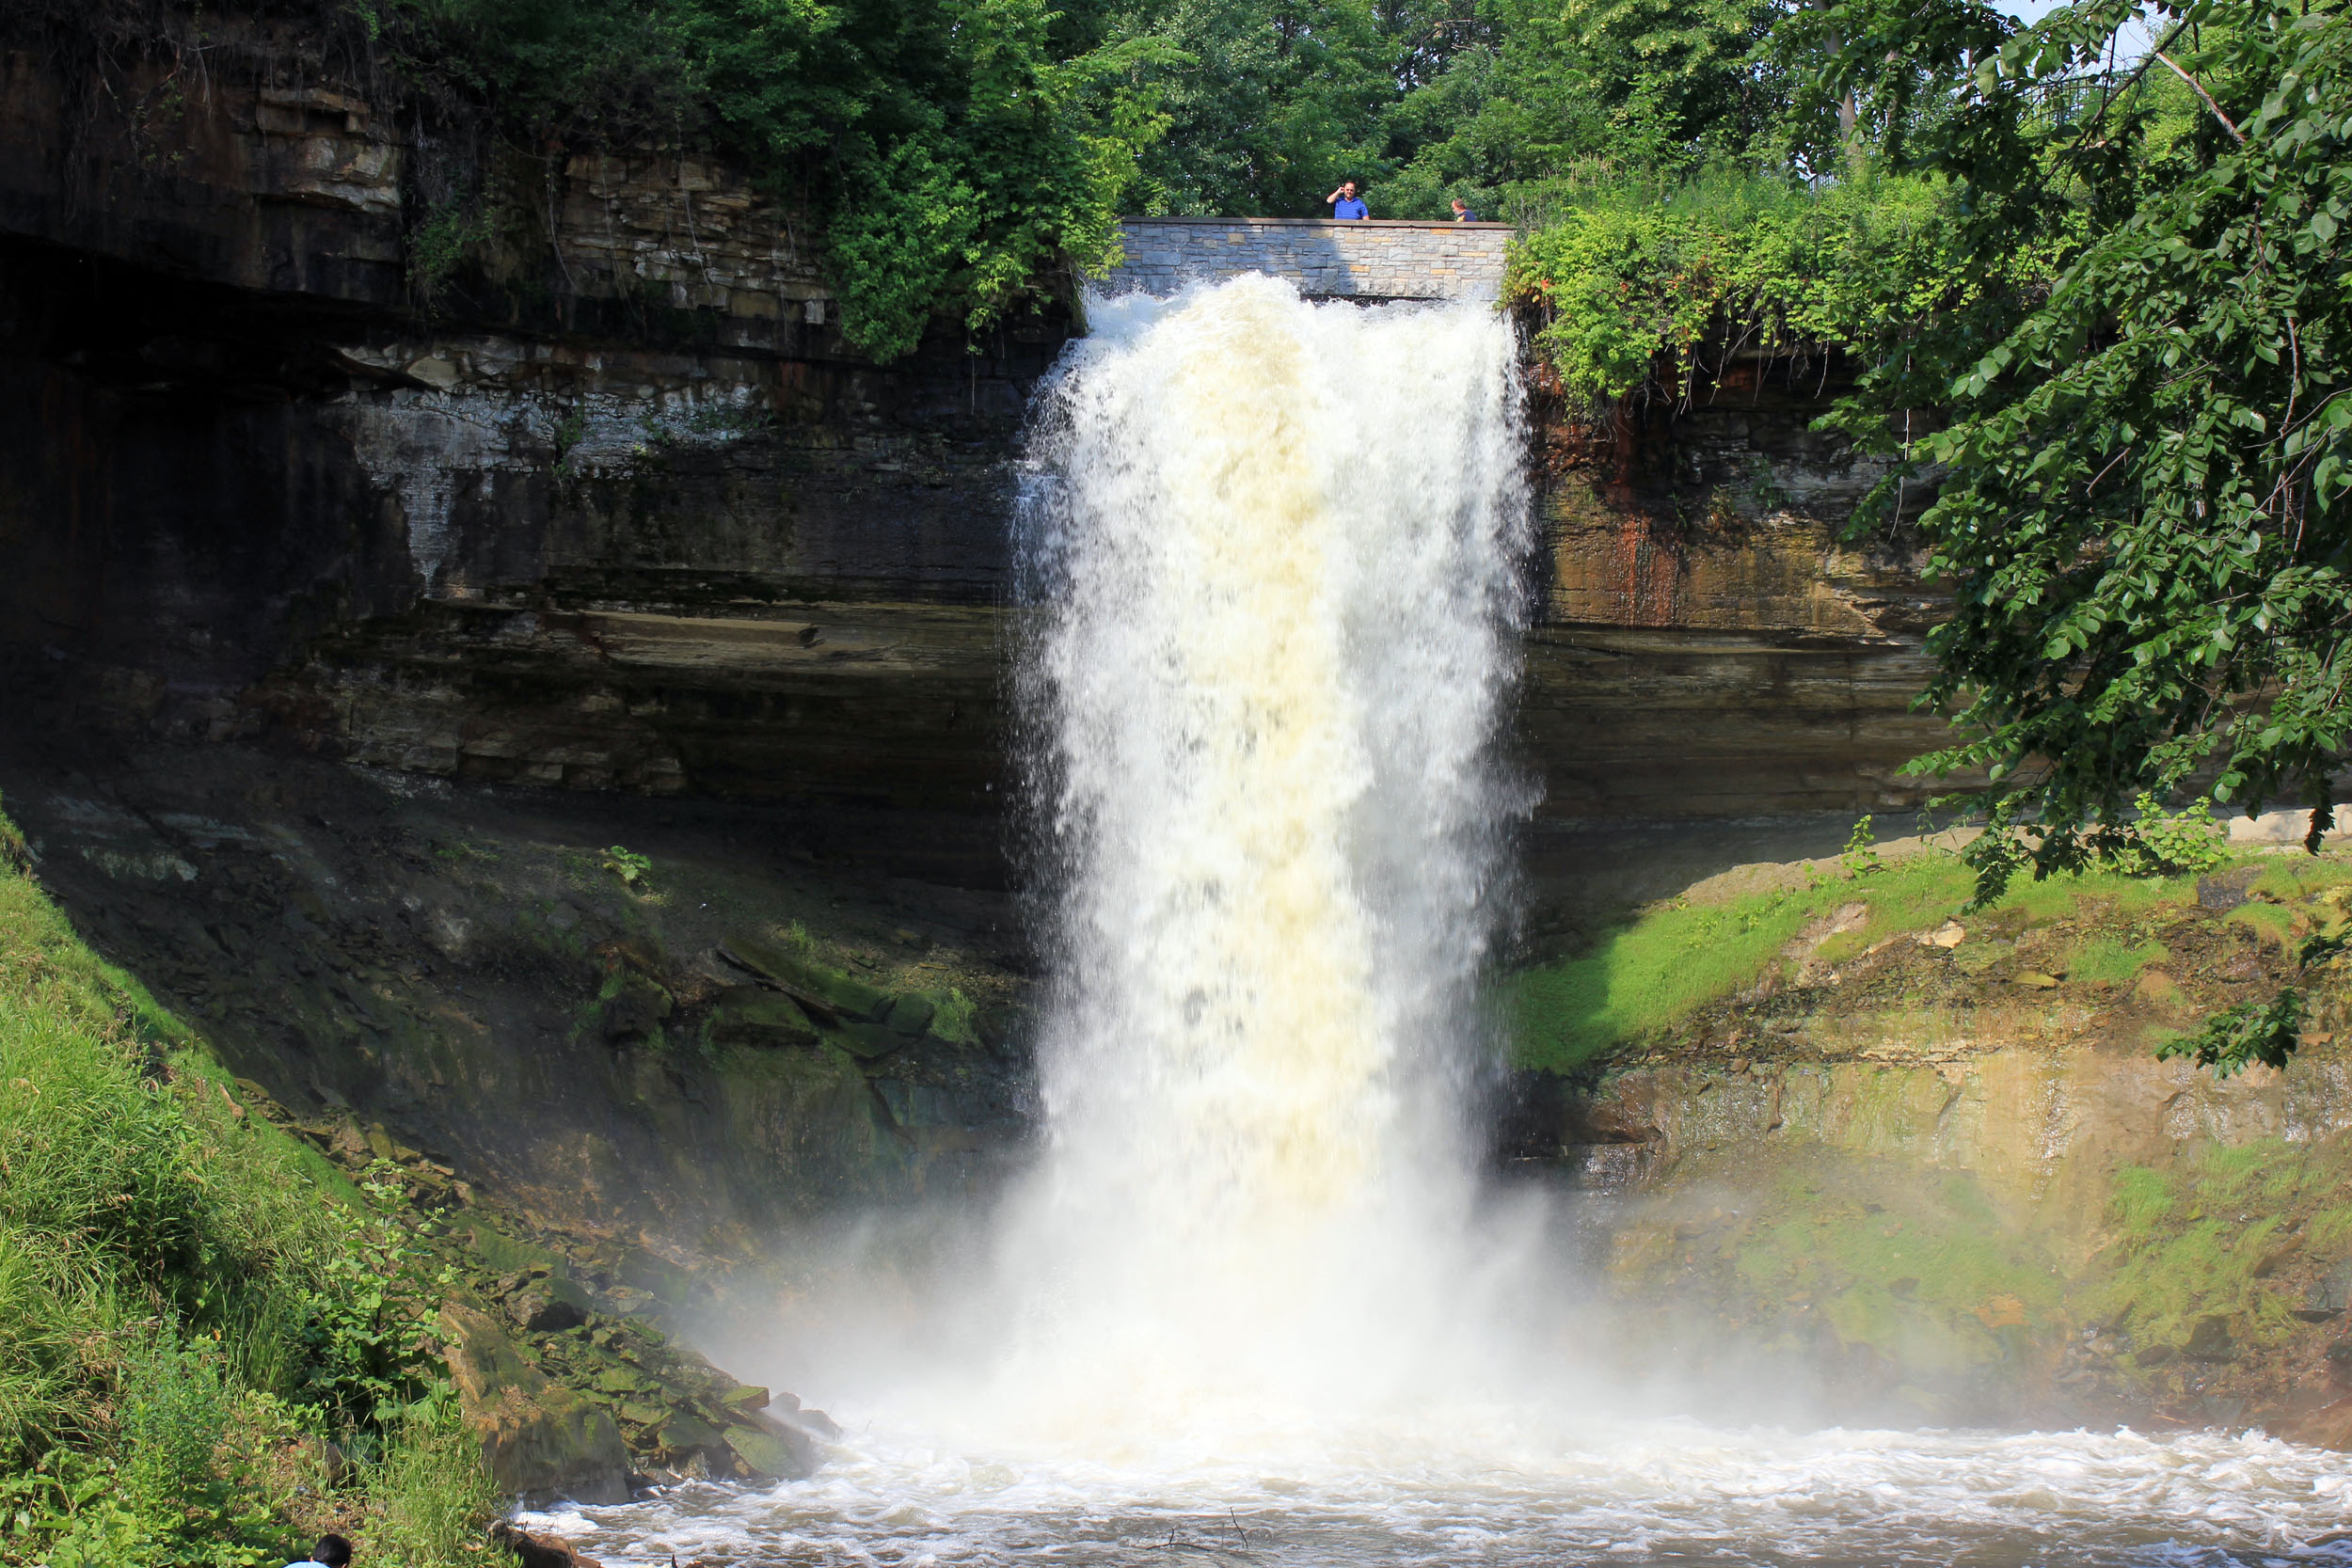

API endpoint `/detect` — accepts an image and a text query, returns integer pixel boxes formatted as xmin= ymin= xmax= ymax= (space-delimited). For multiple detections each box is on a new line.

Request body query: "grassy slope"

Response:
xmin=1504 ymin=845 xmax=2297 ymax=1074
xmin=0 ymin=809 xmax=493 ymax=1567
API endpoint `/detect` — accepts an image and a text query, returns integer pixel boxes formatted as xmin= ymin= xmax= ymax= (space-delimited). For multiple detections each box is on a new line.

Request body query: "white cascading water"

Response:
xmin=521 ymin=278 xmax=2352 ymax=1565
xmin=990 ymin=274 xmax=1530 ymax=1437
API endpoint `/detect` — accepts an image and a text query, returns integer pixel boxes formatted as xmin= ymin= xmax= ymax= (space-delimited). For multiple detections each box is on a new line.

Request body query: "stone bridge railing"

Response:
xmin=1096 ymin=217 xmax=1515 ymax=305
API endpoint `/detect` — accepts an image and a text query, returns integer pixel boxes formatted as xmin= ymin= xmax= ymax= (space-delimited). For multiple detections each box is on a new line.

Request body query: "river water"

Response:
xmin=528 ymin=279 xmax=2352 ymax=1564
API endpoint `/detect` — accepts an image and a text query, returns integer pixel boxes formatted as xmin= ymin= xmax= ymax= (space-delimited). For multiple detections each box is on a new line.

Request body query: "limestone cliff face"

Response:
xmin=1523 ymin=356 xmax=1953 ymax=826
xmin=0 ymin=6 xmax=1947 ymax=850
xmin=0 ymin=15 xmax=1052 ymax=854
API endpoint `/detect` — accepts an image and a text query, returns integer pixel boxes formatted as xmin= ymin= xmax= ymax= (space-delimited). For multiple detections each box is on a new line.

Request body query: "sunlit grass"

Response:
xmin=1508 ymin=845 xmax=2209 ymax=1072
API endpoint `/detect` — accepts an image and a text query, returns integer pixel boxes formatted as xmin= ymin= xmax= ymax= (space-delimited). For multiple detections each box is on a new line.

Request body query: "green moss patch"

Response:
xmin=2067 ymin=935 xmax=2169 ymax=987
xmin=1508 ymin=846 xmax=2218 ymax=1071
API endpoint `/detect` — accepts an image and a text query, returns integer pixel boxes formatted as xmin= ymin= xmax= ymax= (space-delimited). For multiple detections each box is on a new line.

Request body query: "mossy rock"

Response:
xmin=834 ymin=1018 xmax=913 ymax=1060
xmin=439 ymin=1304 xmax=631 ymax=1507
xmin=720 ymin=933 xmax=887 ymax=1022
xmin=719 ymin=1383 xmax=771 ymax=1414
xmin=707 ymin=986 xmax=820 ymax=1049
xmin=598 ymin=970 xmax=675 ymax=1043
xmin=876 ymin=994 xmax=935 ymax=1036
xmin=503 ymin=1271 xmax=594 ymax=1332
xmin=723 ymin=1419 xmax=817 ymax=1481
xmin=596 ymin=1366 xmax=660 ymax=1395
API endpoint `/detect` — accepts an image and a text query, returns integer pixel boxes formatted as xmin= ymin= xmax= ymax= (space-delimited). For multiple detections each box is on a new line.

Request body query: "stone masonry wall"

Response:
xmin=1099 ymin=217 xmax=1513 ymax=303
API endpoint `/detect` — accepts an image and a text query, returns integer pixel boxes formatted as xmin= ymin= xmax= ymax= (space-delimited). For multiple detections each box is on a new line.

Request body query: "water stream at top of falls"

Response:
xmin=519 ymin=278 xmax=2352 ymax=1566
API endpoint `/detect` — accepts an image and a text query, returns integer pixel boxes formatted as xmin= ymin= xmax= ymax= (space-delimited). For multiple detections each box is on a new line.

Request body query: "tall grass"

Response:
xmin=0 ymin=802 xmax=499 ymax=1563
xmin=0 ymin=844 xmax=333 ymax=1461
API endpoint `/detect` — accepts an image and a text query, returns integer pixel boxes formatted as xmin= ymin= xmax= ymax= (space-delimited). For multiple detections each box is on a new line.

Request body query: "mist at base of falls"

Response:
xmin=518 ymin=278 xmax=2352 ymax=1565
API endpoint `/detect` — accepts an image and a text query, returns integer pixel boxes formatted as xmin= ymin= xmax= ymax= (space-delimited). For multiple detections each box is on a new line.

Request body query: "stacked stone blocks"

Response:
xmin=1099 ymin=217 xmax=1514 ymax=305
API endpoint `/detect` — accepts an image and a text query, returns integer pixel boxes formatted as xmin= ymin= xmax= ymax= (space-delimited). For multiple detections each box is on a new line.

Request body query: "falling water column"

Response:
xmin=1004 ymin=275 xmax=1530 ymax=1437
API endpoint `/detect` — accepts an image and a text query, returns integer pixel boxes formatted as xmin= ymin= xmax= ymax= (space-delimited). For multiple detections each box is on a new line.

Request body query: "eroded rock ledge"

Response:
xmin=1518 ymin=849 xmax=2352 ymax=1440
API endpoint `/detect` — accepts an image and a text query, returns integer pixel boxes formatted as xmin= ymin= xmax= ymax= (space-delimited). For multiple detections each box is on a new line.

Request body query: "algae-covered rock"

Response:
xmin=503 ymin=1272 xmax=593 ymax=1333
xmin=876 ymin=994 xmax=935 ymax=1037
xmin=439 ymin=1304 xmax=631 ymax=1506
xmin=835 ymin=1018 xmax=912 ymax=1060
xmin=719 ymin=1383 xmax=771 ymax=1414
xmin=657 ymin=1409 xmax=724 ymax=1459
xmin=707 ymin=987 xmax=821 ymax=1049
xmin=723 ymin=1418 xmax=817 ymax=1481
xmin=720 ymin=933 xmax=887 ymax=1022
xmin=597 ymin=971 xmax=674 ymax=1044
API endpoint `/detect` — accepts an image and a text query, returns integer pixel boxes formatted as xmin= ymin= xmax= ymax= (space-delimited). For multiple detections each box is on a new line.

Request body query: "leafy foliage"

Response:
xmin=1798 ymin=0 xmax=2352 ymax=895
xmin=1505 ymin=170 xmax=2025 ymax=405
xmin=599 ymin=844 xmax=652 ymax=886
xmin=1839 ymin=815 xmax=1884 ymax=879
xmin=2155 ymin=986 xmax=2304 ymax=1078
xmin=1394 ymin=0 xmax=1845 ymax=214
xmin=361 ymin=0 xmax=1173 ymax=358
xmin=2104 ymin=793 xmax=2231 ymax=879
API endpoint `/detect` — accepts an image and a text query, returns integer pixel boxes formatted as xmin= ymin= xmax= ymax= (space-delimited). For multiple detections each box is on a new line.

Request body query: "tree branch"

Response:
xmin=2152 ymin=50 xmax=2247 ymax=144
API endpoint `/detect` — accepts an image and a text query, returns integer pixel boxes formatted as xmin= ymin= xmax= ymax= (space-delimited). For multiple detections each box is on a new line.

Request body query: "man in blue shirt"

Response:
xmin=288 ymin=1536 xmax=352 ymax=1568
xmin=1451 ymin=198 xmax=1479 ymax=222
xmin=1326 ymin=181 xmax=1368 ymax=220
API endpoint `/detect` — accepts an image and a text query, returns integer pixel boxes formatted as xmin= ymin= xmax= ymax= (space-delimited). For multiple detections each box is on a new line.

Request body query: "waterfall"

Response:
xmin=996 ymin=274 xmax=1531 ymax=1437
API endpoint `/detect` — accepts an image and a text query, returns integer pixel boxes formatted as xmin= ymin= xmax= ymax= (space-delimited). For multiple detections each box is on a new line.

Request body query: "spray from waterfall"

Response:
xmin=989 ymin=275 xmax=1534 ymax=1437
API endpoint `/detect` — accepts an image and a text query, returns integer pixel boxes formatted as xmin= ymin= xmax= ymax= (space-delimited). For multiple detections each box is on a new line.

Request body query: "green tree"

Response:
xmin=367 ymin=0 xmax=1172 ymax=359
xmin=1389 ymin=0 xmax=1847 ymax=219
xmin=1804 ymin=0 xmax=2352 ymax=893
xmin=1102 ymin=0 xmax=1399 ymax=215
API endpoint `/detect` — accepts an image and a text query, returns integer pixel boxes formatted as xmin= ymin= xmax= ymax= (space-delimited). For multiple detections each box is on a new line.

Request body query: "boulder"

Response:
xmin=2300 ymin=1260 xmax=2352 ymax=1323
xmin=489 ymin=1520 xmax=605 ymax=1568
xmin=876 ymin=994 xmax=936 ymax=1037
xmin=2182 ymin=1314 xmax=2236 ymax=1362
xmin=722 ymin=1418 xmax=818 ymax=1481
xmin=835 ymin=1019 xmax=911 ymax=1060
xmin=706 ymin=988 xmax=820 ymax=1050
xmin=597 ymin=973 xmax=673 ymax=1044
xmin=783 ymin=1403 xmax=842 ymax=1440
xmin=502 ymin=1273 xmax=592 ymax=1334
xmin=440 ymin=1304 xmax=632 ymax=1507
xmin=719 ymin=934 xmax=887 ymax=1022
xmin=718 ymin=1384 xmax=771 ymax=1414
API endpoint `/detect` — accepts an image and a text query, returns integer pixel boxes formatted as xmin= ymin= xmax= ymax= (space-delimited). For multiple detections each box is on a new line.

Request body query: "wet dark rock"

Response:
xmin=2300 ymin=1260 xmax=2352 ymax=1323
xmin=2327 ymin=1340 xmax=2352 ymax=1387
xmin=2135 ymin=1343 xmax=2178 ymax=1368
xmin=2197 ymin=878 xmax=2249 ymax=911
xmin=597 ymin=973 xmax=674 ymax=1045
xmin=720 ymin=933 xmax=888 ymax=1022
xmin=440 ymin=1305 xmax=631 ymax=1507
xmin=719 ymin=1383 xmax=771 ymax=1414
xmin=490 ymin=1519 xmax=605 ymax=1568
xmin=783 ymin=1404 xmax=843 ymax=1440
xmin=723 ymin=1420 xmax=816 ymax=1481
xmin=706 ymin=988 xmax=820 ymax=1050
xmin=2182 ymin=1315 xmax=2236 ymax=1363
xmin=504 ymin=1273 xmax=593 ymax=1334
